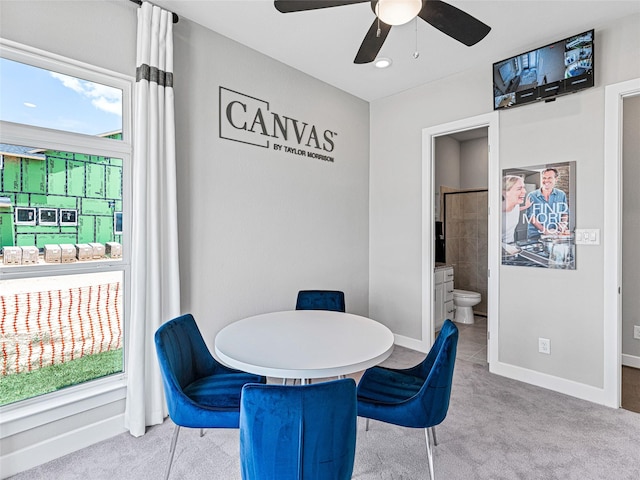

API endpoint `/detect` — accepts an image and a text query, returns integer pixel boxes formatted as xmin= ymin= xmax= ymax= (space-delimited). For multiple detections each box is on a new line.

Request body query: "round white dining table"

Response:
xmin=214 ymin=310 xmax=395 ymax=382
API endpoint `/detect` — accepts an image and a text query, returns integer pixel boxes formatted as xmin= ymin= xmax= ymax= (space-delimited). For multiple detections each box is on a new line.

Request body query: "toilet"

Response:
xmin=452 ymin=289 xmax=481 ymax=325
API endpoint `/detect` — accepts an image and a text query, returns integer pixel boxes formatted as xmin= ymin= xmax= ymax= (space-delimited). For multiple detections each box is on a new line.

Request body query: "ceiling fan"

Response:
xmin=274 ymin=0 xmax=491 ymax=64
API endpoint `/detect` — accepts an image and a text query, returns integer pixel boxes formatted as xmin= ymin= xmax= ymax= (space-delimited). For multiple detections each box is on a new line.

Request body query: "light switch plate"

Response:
xmin=575 ymin=229 xmax=600 ymax=245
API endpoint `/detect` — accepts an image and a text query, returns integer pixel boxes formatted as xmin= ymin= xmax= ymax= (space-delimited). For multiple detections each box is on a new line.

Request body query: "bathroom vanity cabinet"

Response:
xmin=434 ymin=266 xmax=455 ymax=331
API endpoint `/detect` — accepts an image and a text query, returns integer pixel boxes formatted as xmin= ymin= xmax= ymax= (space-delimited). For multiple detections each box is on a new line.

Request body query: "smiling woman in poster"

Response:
xmin=502 ymin=175 xmax=531 ymax=244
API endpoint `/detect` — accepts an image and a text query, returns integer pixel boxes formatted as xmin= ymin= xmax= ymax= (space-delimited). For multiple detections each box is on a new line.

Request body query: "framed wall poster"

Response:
xmin=501 ymin=161 xmax=576 ymax=269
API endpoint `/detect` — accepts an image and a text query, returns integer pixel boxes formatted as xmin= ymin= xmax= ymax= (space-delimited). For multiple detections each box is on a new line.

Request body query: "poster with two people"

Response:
xmin=502 ymin=162 xmax=576 ymax=269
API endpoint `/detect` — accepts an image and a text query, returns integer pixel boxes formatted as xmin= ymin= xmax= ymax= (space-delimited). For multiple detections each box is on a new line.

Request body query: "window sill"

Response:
xmin=0 ymin=374 xmax=127 ymax=438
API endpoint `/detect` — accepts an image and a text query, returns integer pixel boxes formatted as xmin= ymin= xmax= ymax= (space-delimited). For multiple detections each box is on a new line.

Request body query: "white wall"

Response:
xmin=369 ymin=14 xmax=640 ymax=393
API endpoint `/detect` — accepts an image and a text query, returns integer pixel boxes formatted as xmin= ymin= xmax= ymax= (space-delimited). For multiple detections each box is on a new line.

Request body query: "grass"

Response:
xmin=0 ymin=349 xmax=123 ymax=406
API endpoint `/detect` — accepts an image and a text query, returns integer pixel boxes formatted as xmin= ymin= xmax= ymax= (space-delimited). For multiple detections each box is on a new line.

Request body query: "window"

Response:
xmin=0 ymin=41 xmax=131 ymax=408
xmin=0 ymin=57 xmax=123 ymax=136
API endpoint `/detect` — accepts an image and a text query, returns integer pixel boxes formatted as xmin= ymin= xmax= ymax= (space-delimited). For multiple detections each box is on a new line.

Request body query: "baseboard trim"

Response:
xmin=0 ymin=413 xmax=126 ymax=479
xmin=393 ymin=333 xmax=428 ymax=354
xmin=489 ymin=360 xmax=615 ymax=408
xmin=622 ymin=354 xmax=640 ymax=369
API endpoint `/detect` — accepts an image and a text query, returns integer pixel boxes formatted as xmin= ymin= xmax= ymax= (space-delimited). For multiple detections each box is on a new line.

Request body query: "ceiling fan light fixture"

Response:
xmin=374 ymin=57 xmax=393 ymax=69
xmin=375 ymin=0 xmax=422 ymax=26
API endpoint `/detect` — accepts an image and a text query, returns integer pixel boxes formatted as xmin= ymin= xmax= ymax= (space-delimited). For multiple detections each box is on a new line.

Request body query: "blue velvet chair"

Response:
xmin=239 ymin=378 xmax=357 ymax=480
xmin=295 ymin=290 xmax=345 ymax=312
xmin=291 ymin=290 xmax=346 ymax=385
xmin=356 ymin=319 xmax=459 ymax=480
xmin=155 ymin=313 xmax=266 ymax=480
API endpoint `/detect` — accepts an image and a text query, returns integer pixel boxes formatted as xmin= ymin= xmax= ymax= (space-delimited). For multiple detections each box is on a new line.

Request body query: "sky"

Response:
xmin=0 ymin=57 xmax=122 ymax=137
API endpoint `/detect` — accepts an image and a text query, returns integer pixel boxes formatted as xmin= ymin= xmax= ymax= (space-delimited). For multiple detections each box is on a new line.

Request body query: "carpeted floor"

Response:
xmin=8 ymin=322 xmax=640 ymax=480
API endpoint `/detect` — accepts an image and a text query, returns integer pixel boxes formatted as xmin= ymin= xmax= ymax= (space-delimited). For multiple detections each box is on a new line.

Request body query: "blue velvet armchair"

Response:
xmin=356 ymin=319 xmax=459 ymax=480
xmin=239 ymin=378 xmax=357 ymax=480
xmin=155 ymin=313 xmax=266 ymax=479
xmin=295 ymin=290 xmax=345 ymax=312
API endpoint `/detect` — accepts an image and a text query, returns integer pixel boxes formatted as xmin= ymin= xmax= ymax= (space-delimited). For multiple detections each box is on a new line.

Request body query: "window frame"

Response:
xmin=0 ymin=38 xmax=133 ymax=434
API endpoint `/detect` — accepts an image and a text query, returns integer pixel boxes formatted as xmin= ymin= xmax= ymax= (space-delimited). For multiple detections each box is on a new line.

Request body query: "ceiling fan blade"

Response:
xmin=354 ymin=18 xmax=392 ymax=64
xmin=419 ymin=0 xmax=491 ymax=46
xmin=274 ymin=0 xmax=368 ymax=13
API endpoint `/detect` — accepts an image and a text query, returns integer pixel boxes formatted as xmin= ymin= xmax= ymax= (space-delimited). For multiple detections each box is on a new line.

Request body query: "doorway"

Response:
xmin=620 ymin=94 xmax=640 ymax=413
xmin=421 ymin=112 xmax=499 ymax=366
xmin=603 ymin=77 xmax=640 ymax=409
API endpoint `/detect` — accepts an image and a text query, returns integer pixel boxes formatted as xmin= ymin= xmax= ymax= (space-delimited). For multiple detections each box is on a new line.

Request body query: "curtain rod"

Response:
xmin=129 ymin=0 xmax=179 ymax=24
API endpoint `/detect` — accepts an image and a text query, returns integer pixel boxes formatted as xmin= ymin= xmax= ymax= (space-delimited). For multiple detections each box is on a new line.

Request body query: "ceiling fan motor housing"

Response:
xmin=371 ymin=0 xmax=423 ymax=26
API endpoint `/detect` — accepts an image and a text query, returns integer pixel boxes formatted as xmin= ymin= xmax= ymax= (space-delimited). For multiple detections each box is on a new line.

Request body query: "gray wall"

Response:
xmin=622 ymin=95 xmax=640 ymax=359
xmin=0 ymin=0 xmax=137 ymax=76
xmin=433 ymin=135 xmax=460 ymax=221
xmin=460 ymin=137 xmax=489 ymax=189
xmin=369 ymin=14 xmax=640 ymax=387
xmin=172 ymin=19 xmax=370 ymax=348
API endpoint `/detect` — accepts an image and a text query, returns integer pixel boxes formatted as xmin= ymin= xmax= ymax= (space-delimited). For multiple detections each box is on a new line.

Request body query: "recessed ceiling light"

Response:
xmin=374 ymin=58 xmax=392 ymax=69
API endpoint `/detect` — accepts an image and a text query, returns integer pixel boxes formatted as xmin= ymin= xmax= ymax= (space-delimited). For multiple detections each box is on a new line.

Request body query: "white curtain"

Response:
xmin=125 ymin=1 xmax=181 ymax=437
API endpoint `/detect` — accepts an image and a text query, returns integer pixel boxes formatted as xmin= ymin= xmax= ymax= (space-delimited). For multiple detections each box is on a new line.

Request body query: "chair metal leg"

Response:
xmin=164 ymin=424 xmax=181 ymax=480
xmin=424 ymin=427 xmax=435 ymax=480
xmin=430 ymin=426 xmax=438 ymax=446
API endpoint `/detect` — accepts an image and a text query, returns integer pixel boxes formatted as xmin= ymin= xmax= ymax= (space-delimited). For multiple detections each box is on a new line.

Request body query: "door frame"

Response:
xmin=421 ymin=112 xmax=499 ymax=361
xmin=603 ymin=77 xmax=640 ymax=408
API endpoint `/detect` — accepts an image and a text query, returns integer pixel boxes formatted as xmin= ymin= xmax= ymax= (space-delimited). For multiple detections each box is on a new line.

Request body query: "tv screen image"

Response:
xmin=493 ymin=30 xmax=594 ymax=110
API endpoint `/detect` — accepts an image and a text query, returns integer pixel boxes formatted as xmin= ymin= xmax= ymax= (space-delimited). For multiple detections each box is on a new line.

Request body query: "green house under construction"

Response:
xmin=0 ymin=133 xmax=123 ymax=251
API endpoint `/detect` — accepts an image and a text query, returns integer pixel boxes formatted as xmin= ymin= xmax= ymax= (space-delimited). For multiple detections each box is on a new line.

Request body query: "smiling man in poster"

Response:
xmin=501 ymin=163 xmax=575 ymax=269
xmin=525 ymin=167 xmax=570 ymax=239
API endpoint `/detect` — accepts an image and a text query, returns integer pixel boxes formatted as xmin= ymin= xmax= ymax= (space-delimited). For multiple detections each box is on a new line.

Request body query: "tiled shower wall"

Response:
xmin=444 ymin=190 xmax=488 ymax=315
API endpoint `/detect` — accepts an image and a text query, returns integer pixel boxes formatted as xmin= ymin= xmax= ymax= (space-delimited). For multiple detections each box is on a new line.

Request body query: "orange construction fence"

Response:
xmin=0 ymin=282 xmax=122 ymax=376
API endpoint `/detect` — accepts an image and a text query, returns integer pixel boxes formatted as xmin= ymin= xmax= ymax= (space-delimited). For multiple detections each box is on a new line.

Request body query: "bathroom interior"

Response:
xmin=434 ymin=127 xmax=489 ymax=365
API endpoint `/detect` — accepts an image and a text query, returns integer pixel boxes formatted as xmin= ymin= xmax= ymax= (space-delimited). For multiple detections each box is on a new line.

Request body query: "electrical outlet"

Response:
xmin=634 ymin=326 xmax=640 ymax=340
xmin=539 ymin=337 xmax=551 ymax=354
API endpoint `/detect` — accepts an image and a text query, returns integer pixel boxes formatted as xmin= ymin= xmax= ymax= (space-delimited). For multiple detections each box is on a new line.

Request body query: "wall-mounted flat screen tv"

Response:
xmin=493 ymin=29 xmax=594 ymax=110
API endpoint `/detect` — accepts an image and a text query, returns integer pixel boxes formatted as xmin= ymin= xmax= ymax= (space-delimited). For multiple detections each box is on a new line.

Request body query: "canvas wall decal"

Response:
xmin=501 ymin=162 xmax=576 ymax=269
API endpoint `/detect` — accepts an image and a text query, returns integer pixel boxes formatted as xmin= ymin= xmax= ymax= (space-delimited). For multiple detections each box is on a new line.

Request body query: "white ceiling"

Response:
xmin=154 ymin=0 xmax=640 ymax=102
